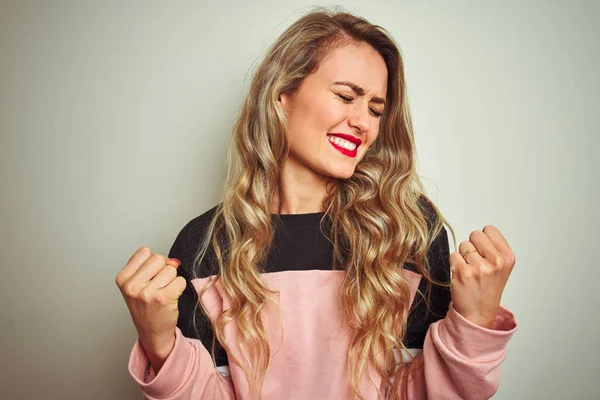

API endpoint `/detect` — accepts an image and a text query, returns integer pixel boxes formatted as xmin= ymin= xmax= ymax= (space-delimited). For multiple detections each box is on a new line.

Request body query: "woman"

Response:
xmin=116 ymin=9 xmax=517 ymax=400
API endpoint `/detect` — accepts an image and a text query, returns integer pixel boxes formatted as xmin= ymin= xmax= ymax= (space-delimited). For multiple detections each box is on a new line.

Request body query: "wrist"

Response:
xmin=139 ymin=331 xmax=176 ymax=361
xmin=462 ymin=310 xmax=499 ymax=329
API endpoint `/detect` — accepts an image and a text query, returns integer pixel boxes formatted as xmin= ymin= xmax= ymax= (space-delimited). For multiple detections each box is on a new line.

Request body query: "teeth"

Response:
xmin=328 ymin=136 xmax=357 ymax=150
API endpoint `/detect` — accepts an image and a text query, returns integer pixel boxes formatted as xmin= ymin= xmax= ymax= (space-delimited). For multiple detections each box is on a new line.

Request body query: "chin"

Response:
xmin=323 ymin=166 xmax=355 ymax=180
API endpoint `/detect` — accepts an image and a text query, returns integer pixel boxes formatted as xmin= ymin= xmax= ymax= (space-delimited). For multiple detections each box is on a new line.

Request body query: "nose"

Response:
xmin=347 ymin=103 xmax=370 ymax=133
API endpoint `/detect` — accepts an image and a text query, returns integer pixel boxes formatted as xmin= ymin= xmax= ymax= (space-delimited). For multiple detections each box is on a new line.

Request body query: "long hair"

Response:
xmin=190 ymin=7 xmax=456 ymax=399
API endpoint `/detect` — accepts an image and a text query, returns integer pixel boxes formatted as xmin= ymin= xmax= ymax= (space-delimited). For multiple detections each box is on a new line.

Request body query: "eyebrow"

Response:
xmin=332 ymin=81 xmax=386 ymax=106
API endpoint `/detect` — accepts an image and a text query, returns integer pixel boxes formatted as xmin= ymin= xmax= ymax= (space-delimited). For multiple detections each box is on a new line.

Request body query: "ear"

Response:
xmin=277 ymin=92 xmax=292 ymax=114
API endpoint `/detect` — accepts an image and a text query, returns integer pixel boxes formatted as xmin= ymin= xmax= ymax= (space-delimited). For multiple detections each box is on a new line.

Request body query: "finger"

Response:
xmin=458 ymin=241 xmax=484 ymax=265
xmin=449 ymin=250 xmax=464 ymax=268
xmin=162 ymin=276 xmax=187 ymax=301
xmin=166 ymin=258 xmax=181 ymax=268
xmin=482 ymin=225 xmax=513 ymax=256
xmin=469 ymin=230 xmax=500 ymax=260
xmin=449 ymin=251 xmax=468 ymax=283
xmin=116 ymin=246 xmax=152 ymax=286
xmin=145 ymin=264 xmax=178 ymax=290
xmin=129 ymin=253 xmax=171 ymax=285
xmin=448 ymin=251 xmax=462 ymax=281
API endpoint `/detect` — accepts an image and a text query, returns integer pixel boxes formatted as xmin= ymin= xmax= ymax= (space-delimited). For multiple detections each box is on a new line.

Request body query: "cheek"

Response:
xmin=366 ymin=123 xmax=381 ymax=146
xmin=293 ymin=95 xmax=342 ymax=133
xmin=320 ymin=101 xmax=348 ymax=131
xmin=307 ymin=92 xmax=344 ymax=122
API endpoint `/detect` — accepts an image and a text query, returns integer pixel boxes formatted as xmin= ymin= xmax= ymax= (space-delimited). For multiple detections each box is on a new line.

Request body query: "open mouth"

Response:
xmin=327 ymin=134 xmax=359 ymax=158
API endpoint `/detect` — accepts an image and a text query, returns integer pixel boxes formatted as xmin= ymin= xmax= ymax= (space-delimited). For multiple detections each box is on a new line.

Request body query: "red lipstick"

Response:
xmin=327 ymin=133 xmax=361 ymax=158
xmin=327 ymin=133 xmax=362 ymax=145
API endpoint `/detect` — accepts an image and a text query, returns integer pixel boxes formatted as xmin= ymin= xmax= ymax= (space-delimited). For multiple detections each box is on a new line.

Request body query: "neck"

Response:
xmin=271 ymin=158 xmax=331 ymax=214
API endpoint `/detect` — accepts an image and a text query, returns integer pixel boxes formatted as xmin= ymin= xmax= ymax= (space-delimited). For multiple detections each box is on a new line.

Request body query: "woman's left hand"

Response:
xmin=449 ymin=225 xmax=516 ymax=329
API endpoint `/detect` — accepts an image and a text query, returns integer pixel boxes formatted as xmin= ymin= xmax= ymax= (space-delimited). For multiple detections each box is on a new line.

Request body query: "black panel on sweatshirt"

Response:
xmin=170 ymin=200 xmax=451 ymax=367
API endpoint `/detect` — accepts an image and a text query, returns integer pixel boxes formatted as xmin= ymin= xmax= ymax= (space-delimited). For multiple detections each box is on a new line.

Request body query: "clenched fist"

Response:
xmin=449 ymin=225 xmax=516 ymax=329
xmin=115 ymin=246 xmax=186 ymax=372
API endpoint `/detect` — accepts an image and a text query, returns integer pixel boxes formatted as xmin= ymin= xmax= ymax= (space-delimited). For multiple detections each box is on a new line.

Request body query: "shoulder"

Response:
xmin=417 ymin=195 xmax=447 ymax=239
xmin=417 ymin=195 xmax=451 ymax=282
xmin=168 ymin=204 xmax=222 ymax=277
xmin=406 ymin=196 xmax=452 ymax=333
xmin=417 ymin=195 xmax=439 ymax=228
xmin=171 ymin=204 xmax=221 ymax=251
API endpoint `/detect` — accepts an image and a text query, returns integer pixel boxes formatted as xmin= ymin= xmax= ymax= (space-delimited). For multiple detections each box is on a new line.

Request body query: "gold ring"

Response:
xmin=463 ymin=248 xmax=478 ymax=258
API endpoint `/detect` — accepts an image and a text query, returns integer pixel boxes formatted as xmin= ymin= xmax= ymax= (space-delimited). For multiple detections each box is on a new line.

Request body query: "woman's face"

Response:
xmin=279 ymin=42 xmax=388 ymax=180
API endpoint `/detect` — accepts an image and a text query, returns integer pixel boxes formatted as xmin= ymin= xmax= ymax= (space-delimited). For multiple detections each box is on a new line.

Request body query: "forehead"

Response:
xmin=312 ymin=42 xmax=388 ymax=98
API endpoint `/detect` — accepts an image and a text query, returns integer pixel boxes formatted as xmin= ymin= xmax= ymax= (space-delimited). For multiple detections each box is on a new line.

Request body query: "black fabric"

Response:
xmin=169 ymin=200 xmax=452 ymax=366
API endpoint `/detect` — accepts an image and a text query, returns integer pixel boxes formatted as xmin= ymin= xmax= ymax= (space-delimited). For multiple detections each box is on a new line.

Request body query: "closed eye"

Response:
xmin=336 ymin=92 xmax=383 ymax=118
xmin=337 ymin=93 xmax=353 ymax=102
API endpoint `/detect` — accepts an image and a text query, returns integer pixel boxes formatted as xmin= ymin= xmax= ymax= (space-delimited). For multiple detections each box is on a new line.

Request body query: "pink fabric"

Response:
xmin=128 ymin=270 xmax=517 ymax=399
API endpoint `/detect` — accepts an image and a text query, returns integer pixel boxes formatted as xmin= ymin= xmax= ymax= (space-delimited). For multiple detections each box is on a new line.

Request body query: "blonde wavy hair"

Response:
xmin=190 ymin=7 xmax=456 ymax=400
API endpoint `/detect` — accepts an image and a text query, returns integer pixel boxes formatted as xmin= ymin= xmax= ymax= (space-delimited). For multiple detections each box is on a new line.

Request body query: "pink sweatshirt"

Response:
xmin=127 ymin=269 xmax=517 ymax=399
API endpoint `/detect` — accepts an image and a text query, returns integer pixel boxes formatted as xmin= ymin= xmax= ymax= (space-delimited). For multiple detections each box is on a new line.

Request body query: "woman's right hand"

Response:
xmin=115 ymin=246 xmax=186 ymax=372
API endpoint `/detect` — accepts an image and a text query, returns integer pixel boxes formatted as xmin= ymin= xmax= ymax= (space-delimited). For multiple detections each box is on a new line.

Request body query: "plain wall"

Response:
xmin=1 ymin=1 xmax=598 ymax=399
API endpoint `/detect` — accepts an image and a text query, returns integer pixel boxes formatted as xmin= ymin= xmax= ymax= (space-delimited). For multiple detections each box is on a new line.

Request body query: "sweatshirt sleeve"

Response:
xmin=128 ymin=328 xmax=236 ymax=399
xmin=398 ymin=301 xmax=517 ymax=400
xmin=127 ymin=210 xmax=235 ymax=399
xmin=397 ymin=197 xmax=518 ymax=399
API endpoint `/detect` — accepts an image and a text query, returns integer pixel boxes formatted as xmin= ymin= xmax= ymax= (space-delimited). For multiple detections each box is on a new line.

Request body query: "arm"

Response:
xmin=399 ymin=199 xmax=518 ymax=399
xmin=399 ymin=301 xmax=517 ymax=399
xmin=127 ymin=216 xmax=235 ymax=399
xmin=128 ymin=327 xmax=235 ymax=400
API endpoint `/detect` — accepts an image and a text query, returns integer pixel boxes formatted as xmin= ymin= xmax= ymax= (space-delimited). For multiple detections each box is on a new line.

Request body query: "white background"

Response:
xmin=1 ymin=1 xmax=598 ymax=399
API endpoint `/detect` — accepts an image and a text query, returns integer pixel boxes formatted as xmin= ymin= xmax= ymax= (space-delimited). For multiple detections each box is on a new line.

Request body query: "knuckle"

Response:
xmin=469 ymin=230 xmax=483 ymax=241
xmin=452 ymin=262 xmax=464 ymax=274
xmin=140 ymin=288 xmax=154 ymax=303
xmin=152 ymin=253 xmax=167 ymax=264
xmin=507 ymin=252 xmax=516 ymax=266
xmin=449 ymin=251 xmax=462 ymax=264
xmin=123 ymin=282 xmax=137 ymax=297
xmin=480 ymin=264 xmax=493 ymax=276
xmin=493 ymin=255 xmax=504 ymax=269
xmin=177 ymin=276 xmax=187 ymax=288
xmin=164 ymin=265 xmax=177 ymax=276
xmin=459 ymin=269 xmax=471 ymax=281
xmin=128 ymin=247 xmax=151 ymax=265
